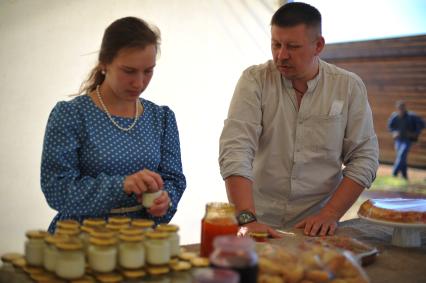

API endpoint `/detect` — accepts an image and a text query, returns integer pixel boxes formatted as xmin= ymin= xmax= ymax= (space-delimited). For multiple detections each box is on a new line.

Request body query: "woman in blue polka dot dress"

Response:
xmin=41 ymin=17 xmax=186 ymax=233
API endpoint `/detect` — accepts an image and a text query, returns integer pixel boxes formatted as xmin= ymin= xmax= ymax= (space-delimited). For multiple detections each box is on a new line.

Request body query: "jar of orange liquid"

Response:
xmin=200 ymin=202 xmax=239 ymax=257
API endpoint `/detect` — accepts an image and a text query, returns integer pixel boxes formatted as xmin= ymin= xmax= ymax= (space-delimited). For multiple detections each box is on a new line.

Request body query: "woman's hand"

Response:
xmin=148 ymin=191 xmax=171 ymax=217
xmin=123 ymin=169 xmax=164 ymax=201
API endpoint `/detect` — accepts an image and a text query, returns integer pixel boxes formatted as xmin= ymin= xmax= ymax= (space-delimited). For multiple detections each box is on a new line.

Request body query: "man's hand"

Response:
xmin=238 ymin=221 xmax=283 ymax=238
xmin=294 ymin=208 xmax=339 ymax=236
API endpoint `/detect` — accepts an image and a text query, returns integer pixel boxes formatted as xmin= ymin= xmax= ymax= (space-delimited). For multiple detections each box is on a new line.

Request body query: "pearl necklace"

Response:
xmin=96 ymin=85 xmax=139 ymax=132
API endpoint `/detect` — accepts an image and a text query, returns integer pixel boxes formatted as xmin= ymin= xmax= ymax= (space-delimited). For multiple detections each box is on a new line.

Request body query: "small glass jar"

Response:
xmin=209 ymin=235 xmax=258 ymax=283
xmin=25 ymin=230 xmax=49 ymax=266
xmin=156 ymin=224 xmax=180 ymax=258
xmin=193 ymin=268 xmax=239 ymax=283
xmin=144 ymin=231 xmax=171 ymax=266
xmin=79 ymin=225 xmax=95 ymax=254
xmin=121 ymin=269 xmax=146 ymax=282
xmin=131 ymin=219 xmax=155 ymax=231
xmin=118 ymin=234 xmax=145 ymax=269
xmin=200 ymin=203 xmax=239 ymax=257
xmin=55 ymin=238 xmax=85 ymax=280
xmin=56 ymin=219 xmax=80 ymax=230
xmin=88 ymin=237 xmax=117 ymax=273
xmin=1 ymin=252 xmax=23 ymax=272
xmin=43 ymin=234 xmax=67 ymax=272
xmin=108 ymin=216 xmax=131 ymax=226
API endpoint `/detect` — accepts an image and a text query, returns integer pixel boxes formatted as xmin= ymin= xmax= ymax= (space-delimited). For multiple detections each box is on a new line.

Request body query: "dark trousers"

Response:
xmin=392 ymin=139 xmax=411 ymax=179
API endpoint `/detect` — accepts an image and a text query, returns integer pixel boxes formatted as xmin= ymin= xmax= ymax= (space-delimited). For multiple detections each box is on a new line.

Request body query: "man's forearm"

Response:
xmin=322 ymin=176 xmax=364 ymax=219
xmin=225 ymin=175 xmax=255 ymax=213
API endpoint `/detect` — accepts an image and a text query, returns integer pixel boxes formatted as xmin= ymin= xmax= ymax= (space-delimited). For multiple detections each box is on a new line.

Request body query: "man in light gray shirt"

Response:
xmin=219 ymin=2 xmax=379 ymax=237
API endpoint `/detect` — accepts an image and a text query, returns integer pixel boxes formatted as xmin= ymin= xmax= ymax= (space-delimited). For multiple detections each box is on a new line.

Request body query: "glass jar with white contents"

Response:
xmin=156 ymin=224 xmax=180 ymax=258
xmin=25 ymin=230 xmax=49 ymax=267
xmin=88 ymin=237 xmax=118 ymax=273
xmin=55 ymin=238 xmax=85 ymax=280
xmin=145 ymin=231 xmax=171 ymax=266
xmin=118 ymin=233 xmax=145 ymax=269
xmin=43 ymin=234 xmax=67 ymax=272
xmin=1 ymin=252 xmax=22 ymax=272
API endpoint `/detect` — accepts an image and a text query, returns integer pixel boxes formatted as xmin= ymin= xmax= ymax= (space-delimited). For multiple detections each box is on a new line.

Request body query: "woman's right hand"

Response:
xmin=123 ymin=169 xmax=164 ymax=201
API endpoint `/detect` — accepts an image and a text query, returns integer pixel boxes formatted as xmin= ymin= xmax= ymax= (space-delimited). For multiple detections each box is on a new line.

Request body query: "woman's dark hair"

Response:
xmin=79 ymin=17 xmax=161 ymax=95
xmin=271 ymin=2 xmax=321 ymax=35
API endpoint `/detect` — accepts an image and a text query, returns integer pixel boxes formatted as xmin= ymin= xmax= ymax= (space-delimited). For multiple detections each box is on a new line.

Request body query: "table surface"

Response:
xmin=1 ymin=218 xmax=425 ymax=283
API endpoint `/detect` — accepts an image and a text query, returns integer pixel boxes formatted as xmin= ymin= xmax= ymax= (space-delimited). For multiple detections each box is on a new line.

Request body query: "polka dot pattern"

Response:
xmin=41 ymin=95 xmax=186 ymax=232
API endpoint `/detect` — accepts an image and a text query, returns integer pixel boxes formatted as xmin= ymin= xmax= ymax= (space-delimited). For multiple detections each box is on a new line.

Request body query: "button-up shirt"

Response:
xmin=219 ymin=59 xmax=379 ymax=229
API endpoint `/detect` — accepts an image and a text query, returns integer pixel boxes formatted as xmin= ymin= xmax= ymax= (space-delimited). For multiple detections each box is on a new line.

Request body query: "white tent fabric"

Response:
xmin=0 ymin=0 xmax=280 ymax=254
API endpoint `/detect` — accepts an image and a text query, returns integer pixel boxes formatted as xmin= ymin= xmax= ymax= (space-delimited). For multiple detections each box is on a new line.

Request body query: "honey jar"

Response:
xmin=144 ymin=231 xmax=171 ymax=266
xmin=200 ymin=202 xmax=238 ymax=257
xmin=55 ymin=238 xmax=85 ymax=280
xmin=43 ymin=234 xmax=67 ymax=272
xmin=156 ymin=224 xmax=180 ymax=258
xmin=118 ymin=233 xmax=145 ymax=269
xmin=25 ymin=230 xmax=49 ymax=266
xmin=88 ymin=237 xmax=117 ymax=273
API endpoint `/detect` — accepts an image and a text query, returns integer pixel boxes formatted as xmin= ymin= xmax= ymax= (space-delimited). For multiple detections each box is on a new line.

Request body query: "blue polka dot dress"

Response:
xmin=41 ymin=95 xmax=186 ymax=233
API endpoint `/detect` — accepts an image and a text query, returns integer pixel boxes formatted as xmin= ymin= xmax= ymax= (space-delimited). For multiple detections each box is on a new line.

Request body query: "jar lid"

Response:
xmin=120 ymin=227 xmax=144 ymax=236
xmin=147 ymin=266 xmax=170 ymax=276
xmin=96 ymin=273 xmax=123 ymax=283
xmin=105 ymin=223 xmax=129 ymax=232
xmin=121 ymin=269 xmax=146 ymax=279
xmin=170 ymin=260 xmax=191 ymax=271
xmin=131 ymin=218 xmax=154 ymax=228
xmin=55 ymin=227 xmax=80 ymax=237
xmin=56 ymin=238 xmax=83 ymax=251
xmin=57 ymin=219 xmax=80 ymax=229
xmin=80 ymin=225 xmax=95 ymax=234
xmin=156 ymin=223 xmax=179 ymax=233
xmin=248 ymin=231 xmax=268 ymax=238
xmin=25 ymin=230 xmax=49 ymax=239
xmin=83 ymin=218 xmax=106 ymax=227
xmin=178 ymin=251 xmax=197 ymax=261
xmin=190 ymin=256 xmax=210 ymax=267
xmin=145 ymin=230 xmax=168 ymax=239
xmin=119 ymin=234 xmax=143 ymax=242
xmin=30 ymin=272 xmax=56 ymax=282
xmin=108 ymin=216 xmax=131 ymax=225
xmin=23 ymin=265 xmax=44 ymax=275
xmin=206 ymin=202 xmax=236 ymax=212
xmin=89 ymin=227 xmax=116 ymax=238
xmin=1 ymin=252 xmax=23 ymax=263
xmin=44 ymin=234 xmax=68 ymax=245
xmin=90 ymin=236 xmax=117 ymax=246
xmin=11 ymin=257 xmax=26 ymax=268
xmin=69 ymin=275 xmax=96 ymax=283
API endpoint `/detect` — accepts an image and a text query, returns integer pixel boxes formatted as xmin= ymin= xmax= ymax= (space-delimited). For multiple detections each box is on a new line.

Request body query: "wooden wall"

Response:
xmin=321 ymin=35 xmax=426 ymax=169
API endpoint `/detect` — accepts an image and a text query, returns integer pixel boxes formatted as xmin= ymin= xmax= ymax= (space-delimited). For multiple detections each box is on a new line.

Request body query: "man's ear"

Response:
xmin=315 ymin=36 xmax=325 ymax=55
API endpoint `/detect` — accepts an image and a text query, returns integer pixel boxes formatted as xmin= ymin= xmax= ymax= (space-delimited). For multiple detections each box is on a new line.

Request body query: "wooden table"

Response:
xmin=1 ymin=218 xmax=425 ymax=283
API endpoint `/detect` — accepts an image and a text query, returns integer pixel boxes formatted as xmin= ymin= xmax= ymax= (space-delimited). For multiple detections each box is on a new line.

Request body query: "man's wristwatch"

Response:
xmin=236 ymin=210 xmax=257 ymax=226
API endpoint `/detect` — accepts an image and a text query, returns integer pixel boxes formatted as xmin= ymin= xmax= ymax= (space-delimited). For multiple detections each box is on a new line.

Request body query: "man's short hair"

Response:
xmin=271 ymin=2 xmax=322 ymax=35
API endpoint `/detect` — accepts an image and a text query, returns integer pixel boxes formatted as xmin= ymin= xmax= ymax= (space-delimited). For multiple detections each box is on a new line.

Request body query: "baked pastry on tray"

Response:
xmin=358 ymin=198 xmax=426 ymax=223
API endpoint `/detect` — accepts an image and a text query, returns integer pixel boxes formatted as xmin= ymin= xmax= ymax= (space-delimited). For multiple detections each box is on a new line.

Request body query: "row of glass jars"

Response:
xmin=23 ymin=217 xmax=181 ymax=280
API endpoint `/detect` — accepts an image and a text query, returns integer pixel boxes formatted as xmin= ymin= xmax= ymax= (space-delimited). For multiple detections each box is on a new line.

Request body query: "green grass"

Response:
xmin=370 ymin=175 xmax=426 ymax=195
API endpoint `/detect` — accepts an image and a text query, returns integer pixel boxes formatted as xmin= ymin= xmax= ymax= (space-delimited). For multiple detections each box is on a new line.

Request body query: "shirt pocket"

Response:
xmin=304 ymin=114 xmax=343 ymax=158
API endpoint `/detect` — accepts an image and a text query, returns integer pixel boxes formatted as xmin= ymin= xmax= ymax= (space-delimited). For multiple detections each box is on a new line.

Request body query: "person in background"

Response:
xmin=388 ymin=100 xmax=425 ymax=180
xmin=41 ymin=17 xmax=186 ymax=233
xmin=219 ymin=2 xmax=379 ymax=237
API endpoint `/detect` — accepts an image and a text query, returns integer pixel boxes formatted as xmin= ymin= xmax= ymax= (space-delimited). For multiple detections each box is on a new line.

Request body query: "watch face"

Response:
xmin=238 ymin=211 xmax=256 ymax=225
